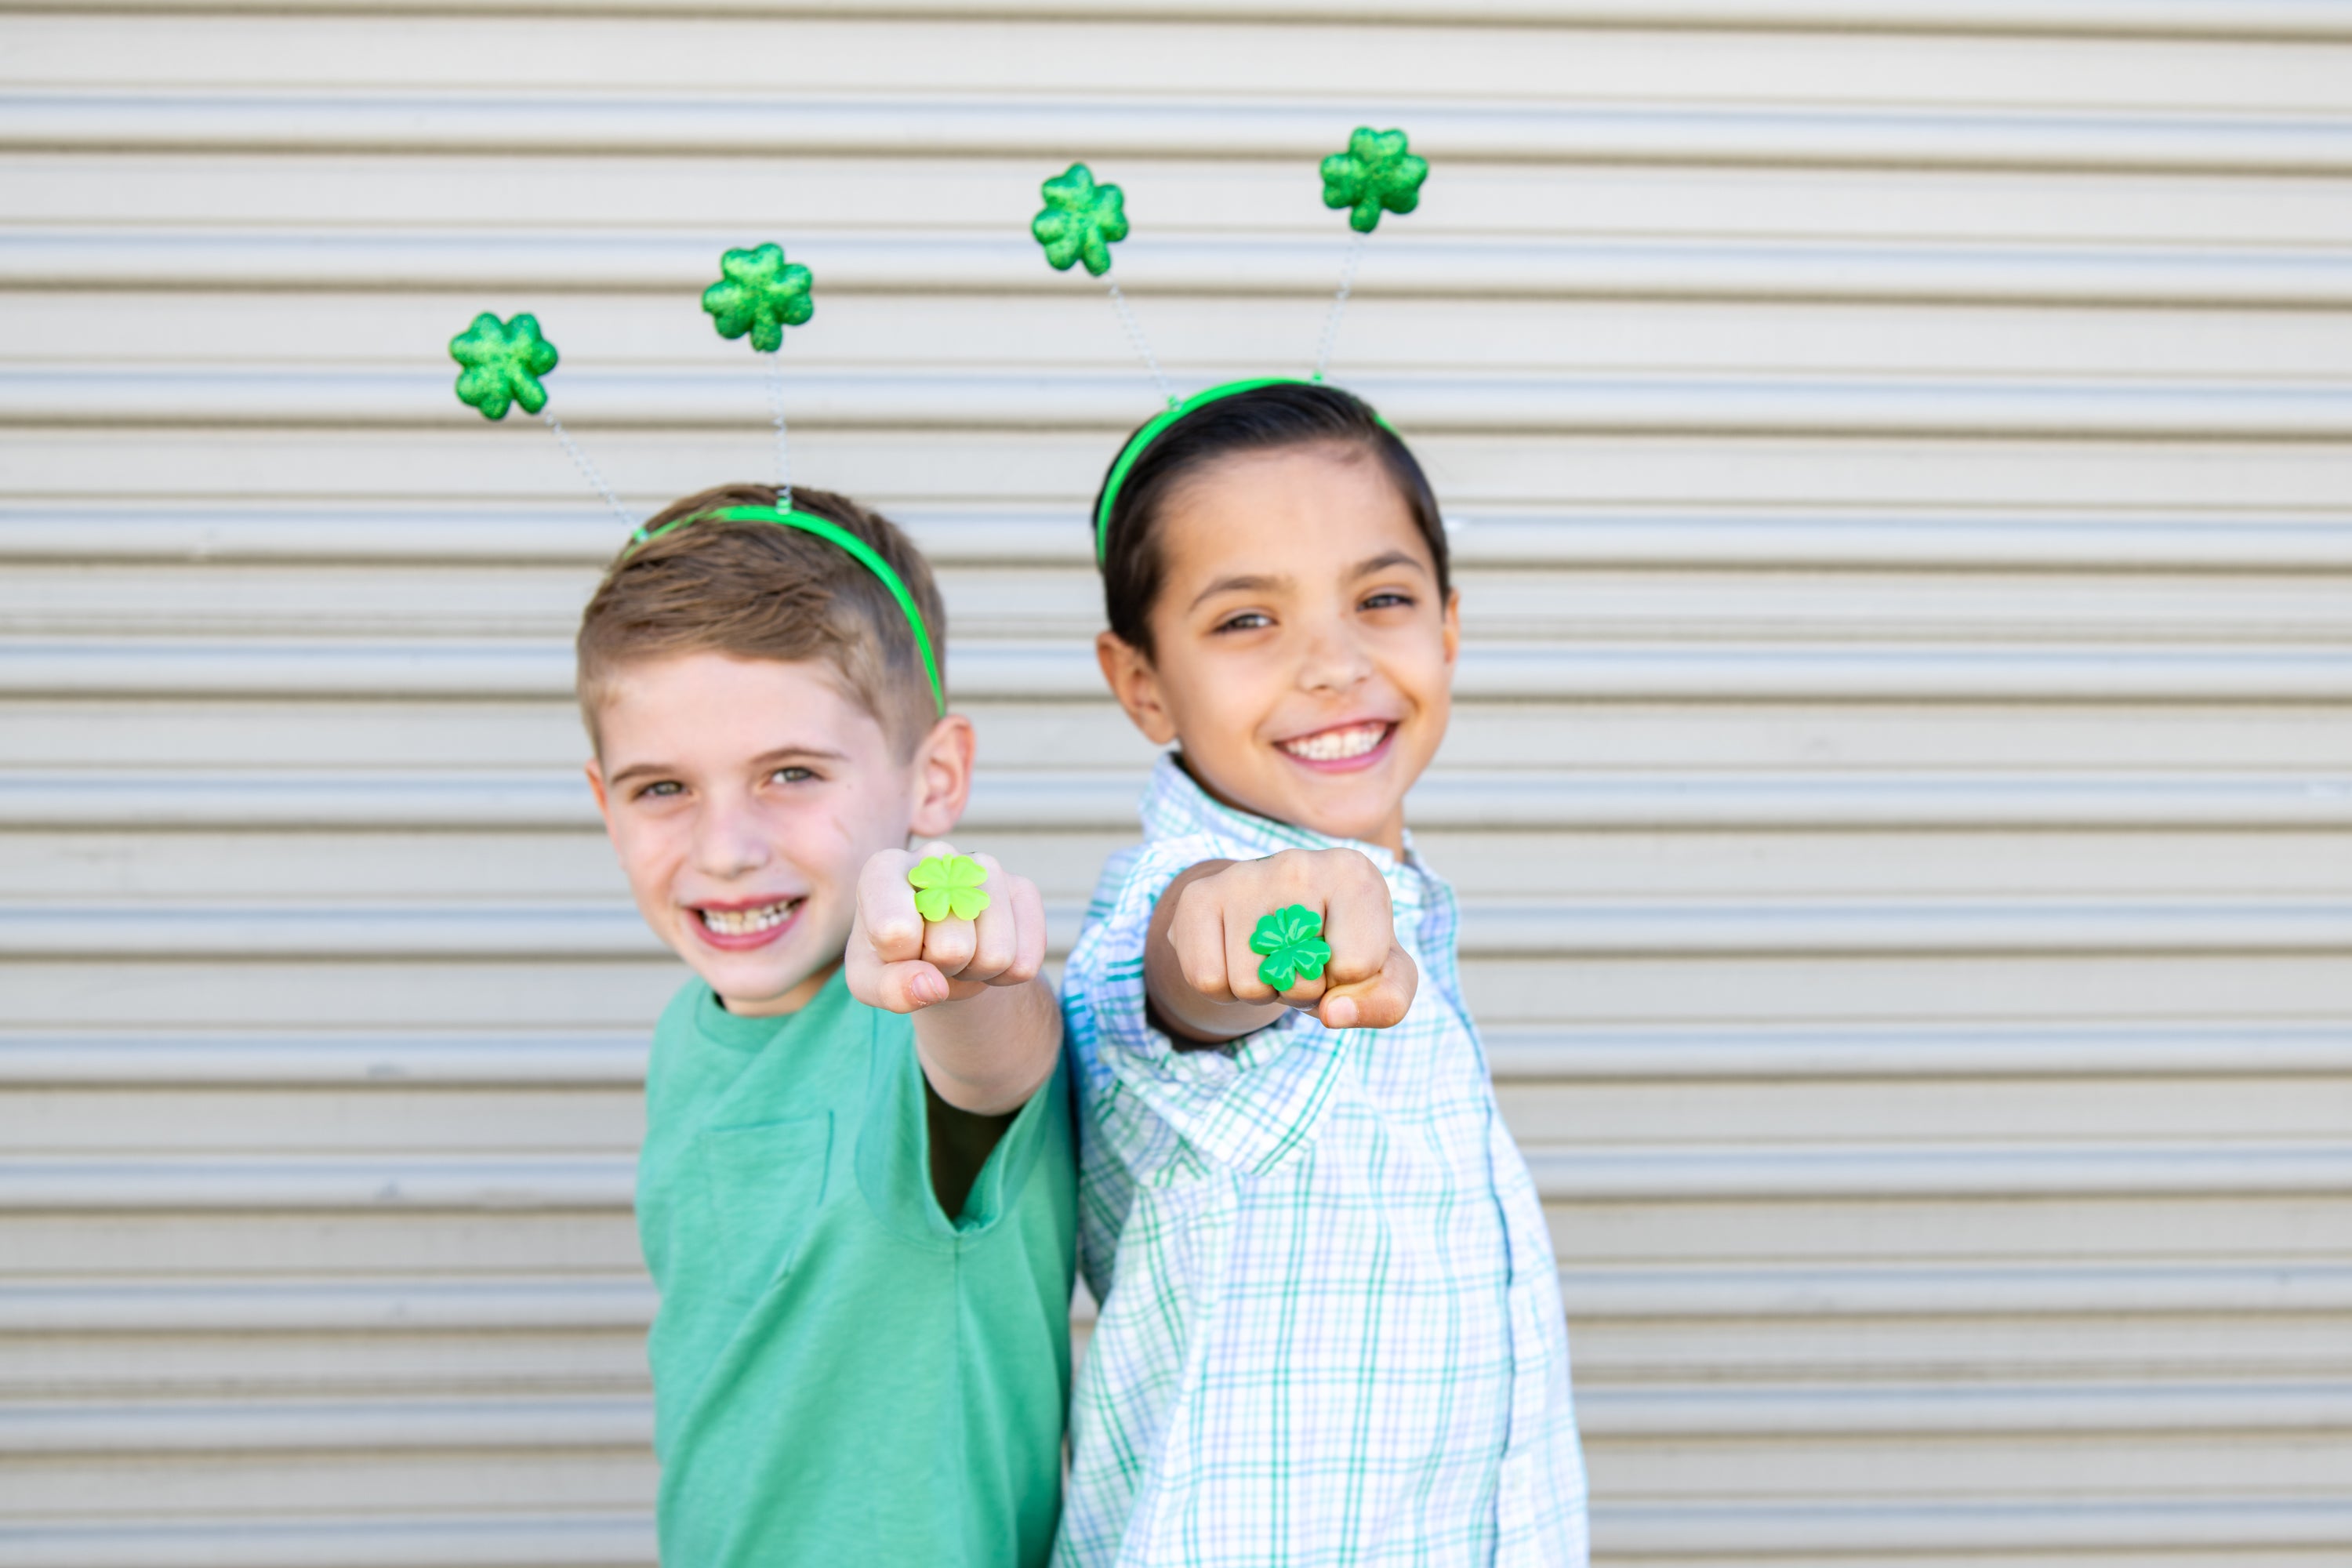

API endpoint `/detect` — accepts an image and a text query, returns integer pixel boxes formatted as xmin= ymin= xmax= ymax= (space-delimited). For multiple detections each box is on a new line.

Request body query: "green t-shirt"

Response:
xmin=637 ymin=969 xmax=1076 ymax=1566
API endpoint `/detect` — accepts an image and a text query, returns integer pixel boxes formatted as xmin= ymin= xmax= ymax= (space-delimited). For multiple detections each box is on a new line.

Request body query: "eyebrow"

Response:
xmin=1188 ymin=572 xmax=1290 ymax=613
xmin=605 ymin=744 xmax=849 ymax=790
xmin=1350 ymin=549 xmax=1429 ymax=581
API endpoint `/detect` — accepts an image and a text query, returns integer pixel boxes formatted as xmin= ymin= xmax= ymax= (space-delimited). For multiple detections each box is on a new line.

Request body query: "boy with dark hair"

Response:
xmin=579 ymin=481 xmax=1073 ymax=1566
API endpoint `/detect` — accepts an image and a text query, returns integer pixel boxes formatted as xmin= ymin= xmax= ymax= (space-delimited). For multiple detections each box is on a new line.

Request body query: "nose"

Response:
xmin=1297 ymin=610 xmax=1374 ymax=695
xmin=691 ymin=791 xmax=771 ymax=880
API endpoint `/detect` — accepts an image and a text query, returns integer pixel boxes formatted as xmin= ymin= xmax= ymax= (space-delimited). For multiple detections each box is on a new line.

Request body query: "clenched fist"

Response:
xmin=1149 ymin=847 xmax=1418 ymax=1041
xmin=848 ymin=840 xmax=1050 ymax=1014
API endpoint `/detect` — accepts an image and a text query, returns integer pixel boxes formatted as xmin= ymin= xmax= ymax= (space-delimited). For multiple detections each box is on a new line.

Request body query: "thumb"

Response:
xmin=861 ymin=956 xmax=956 ymax=1014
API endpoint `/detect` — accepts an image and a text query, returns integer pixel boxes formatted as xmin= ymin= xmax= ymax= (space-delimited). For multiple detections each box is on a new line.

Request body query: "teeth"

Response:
xmin=1280 ymin=723 xmax=1389 ymax=762
xmin=699 ymin=899 xmax=797 ymax=935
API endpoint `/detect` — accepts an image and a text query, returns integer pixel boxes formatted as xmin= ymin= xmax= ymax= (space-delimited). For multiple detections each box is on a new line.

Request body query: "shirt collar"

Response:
xmin=1138 ymin=753 xmax=1428 ymax=898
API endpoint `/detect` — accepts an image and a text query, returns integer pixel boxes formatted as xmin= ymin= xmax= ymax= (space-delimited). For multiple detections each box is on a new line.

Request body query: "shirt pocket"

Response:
xmin=693 ymin=1112 xmax=833 ymax=1305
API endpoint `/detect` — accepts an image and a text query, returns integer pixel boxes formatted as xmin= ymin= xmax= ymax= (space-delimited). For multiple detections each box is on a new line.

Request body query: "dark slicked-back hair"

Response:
xmin=1092 ymin=381 xmax=1448 ymax=657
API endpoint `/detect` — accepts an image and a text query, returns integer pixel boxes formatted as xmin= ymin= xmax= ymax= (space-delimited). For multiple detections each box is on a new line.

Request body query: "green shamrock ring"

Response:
xmin=908 ymin=855 xmax=993 ymax=923
xmin=703 ymin=243 xmax=814 ymax=353
xmin=1320 ymin=126 xmax=1429 ymax=234
xmin=450 ymin=312 xmax=559 ymax=420
xmin=1251 ymin=904 xmax=1334 ymax=992
xmin=1033 ymin=163 xmax=1131 ymax=277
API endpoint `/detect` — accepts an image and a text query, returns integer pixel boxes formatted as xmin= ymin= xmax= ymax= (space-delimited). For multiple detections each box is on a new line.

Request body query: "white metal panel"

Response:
xmin=2 ymin=2 xmax=2348 ymax=1563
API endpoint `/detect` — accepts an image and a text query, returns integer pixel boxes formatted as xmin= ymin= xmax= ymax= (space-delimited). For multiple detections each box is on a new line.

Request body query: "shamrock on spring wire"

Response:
xmin=1319 ymin=126 xmax=1429 ymax=234
xmin=1251 ymin=904 xmax=1334 ymax=992
xmin=702 ymin=243 xmax=815 ymax=354
xmin=908 ymin=855 xmax=993 ymax=923
xmin=1032 ymin=163 xmax=1130 ymax=278
xmin=449 ymin=312 xmax=559 ymax=421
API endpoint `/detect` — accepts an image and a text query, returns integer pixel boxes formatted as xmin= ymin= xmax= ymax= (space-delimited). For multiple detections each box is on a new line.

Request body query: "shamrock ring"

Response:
xmin=1250 ymin=904 xmax=1333 ymax=993
xmin=908 ymin=855 xmax=992 ymax=923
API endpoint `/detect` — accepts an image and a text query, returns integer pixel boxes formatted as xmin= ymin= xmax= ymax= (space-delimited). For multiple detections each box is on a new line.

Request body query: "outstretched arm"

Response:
xmin=848 ymin=841 xmax=1062 ymax=1115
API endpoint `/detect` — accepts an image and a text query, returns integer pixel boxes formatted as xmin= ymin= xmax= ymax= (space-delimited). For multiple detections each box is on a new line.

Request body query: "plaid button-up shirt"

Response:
xmin=1057 ymin=757 xmax=1588 ymax=1567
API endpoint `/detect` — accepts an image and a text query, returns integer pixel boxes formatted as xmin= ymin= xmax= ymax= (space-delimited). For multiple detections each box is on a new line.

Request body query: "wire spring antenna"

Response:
xmin=764 ymin=351 xmax=793 ymax=514
xmin=1312 ymin=230 xmax=1369 ymax=383
xmin=1108 ymin=281 xmax=1179 ymax=408
xmin=541 ymin=411 xmax=635 ymax=528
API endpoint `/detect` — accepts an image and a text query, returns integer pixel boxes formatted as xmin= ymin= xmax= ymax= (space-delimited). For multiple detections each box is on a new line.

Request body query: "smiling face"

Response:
xmin=1096 ymin=441 xmax=1458 ymax=851
xmin=584 ymin=651 xmax=969 ymax=1016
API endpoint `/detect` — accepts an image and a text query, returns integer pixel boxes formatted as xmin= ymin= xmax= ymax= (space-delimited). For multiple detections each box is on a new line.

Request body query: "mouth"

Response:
xmin=687 ymin=895 xmax=805 ymax=950
xmin=1275 ymin=720 xmax=1397 ymax=772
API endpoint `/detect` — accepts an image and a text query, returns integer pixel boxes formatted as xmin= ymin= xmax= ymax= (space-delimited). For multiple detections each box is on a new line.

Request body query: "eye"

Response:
xmin=634 ymin=780 xmax=684 ymax=800
xmin=768 ymin=765 xmax=818 ymax=785
xmin=1213 ymin=610 xmax=1273 ymax=634
xmin=1360 ymin=590 xmax=1416 ymax=611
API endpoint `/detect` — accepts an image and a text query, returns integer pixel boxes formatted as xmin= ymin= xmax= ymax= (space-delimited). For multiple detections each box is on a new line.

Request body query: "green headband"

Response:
xmin=1092 ymin=376 xmax=1396 ymax=564
xmin=628 ymin=505 xmax=946 ymax=718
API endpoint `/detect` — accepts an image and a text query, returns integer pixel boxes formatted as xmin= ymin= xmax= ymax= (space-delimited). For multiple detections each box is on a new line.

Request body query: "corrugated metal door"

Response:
xmin=5 ymin=5 xmax=2350 ymax=1563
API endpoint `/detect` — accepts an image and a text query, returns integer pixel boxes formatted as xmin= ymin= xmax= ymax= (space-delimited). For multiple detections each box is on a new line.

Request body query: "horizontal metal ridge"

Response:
xmin=1597 ymin=1495 xmax=2352 ymax=1553
xmin=5 ymin=1261 xmax=2339 ymax=1335
xmin=9 ymin=93 xmax=2352 ymax=173
xmin=2 ymin=898 xmax=2347 ymax=960
xmin=1481 ymin=1022 xmax=2352 ymax=1076
xmin=9 ymin=506 xmax=2350 ymax=571
xmin=43 ymin=1 xmax=2352 ymax=41
xmin=1558 ymin=1261 xmax=2352 ymax=1317
xmin=5 ymin=1142 xmax=2347 ymax=1209
xmin=0 ymin=1032 xmax=652 ymax=1085
xmin=19 ymin=227 xmax=2352 ymax=307
xmin=8 ymin=638 xmax=2350 ymax=700
xmin=15 ymin=367 xmax=2352 ymax=440
xmin=1524 ymin=1140 xmax=2352 ymax=1197
xmin=0 ymin=1513 xmax=655 ymax=1568
xmin=5 ymin=1380 xmax=2346 ymax=1454
xmin=0 ymin=1157 xmax=637 ymax=1211
xmin=6 ymin=768 xmax=2346 ymax=831
xmin=9 ymin=1022 xmax=2347 ymax=1086
xmin=0 ymin=1276 xmax=657 ymax=1334
xmin=1574 ymin=1379 xmax=2352 ymax=1436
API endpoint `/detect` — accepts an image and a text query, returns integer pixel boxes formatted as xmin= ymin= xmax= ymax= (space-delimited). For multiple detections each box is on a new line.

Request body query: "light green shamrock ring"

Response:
xmin=1319 ymin=126 xmax=1429 ymax=234
xmin=450 ymin=312 xmax=559 ymax=420
xmin=1033 ymin=163 xmax=1131 ymax=277
xmin=909 ymin=855 xmax=992 ymax=922
xmin=1251 ymin=904 xmax=1333 ymax=992
xmin=702 ymin=243 xmax=814 ymax=353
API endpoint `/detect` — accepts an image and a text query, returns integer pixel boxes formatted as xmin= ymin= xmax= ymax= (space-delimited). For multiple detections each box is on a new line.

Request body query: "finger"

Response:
xmin=1316 ymin=858 xmax=1396 ymax=989
xmin=960 ymin=853 xmax=1018 ymax=984
xmin=858 ymin=849 xmax=924 ymax=964
xmin=1225 ymin=896 xmax=1305 ymax=1008
xmin=1001 ymin=873 xmax=1049 ymax=986
xmin=1169 ymin=878 xmax=1243 ymax=1005
xmin=1319 ymin=942 xmax=1418 ymax=1031
xmin=920 ymin=906 xmax=978 ymax=978
xmin=866 ymin=956 xmax=956 ymax=1014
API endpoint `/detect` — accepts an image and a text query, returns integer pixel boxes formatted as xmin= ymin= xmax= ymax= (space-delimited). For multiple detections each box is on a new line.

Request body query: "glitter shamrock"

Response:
xmin=1319 ymin=126 xmax=1429 ymax=234
xmin=702 ymin=243 xmax=815 ymax=354
xmin=449 ymin=311 xmax=559 ymax=421
xmin=1032 ymin=163 xmax=1130 ymax=278
xmin=1250 ymin=904 xmax=1333 ymax=992
xmin=908 ymin=854 xmax=992 ymax=923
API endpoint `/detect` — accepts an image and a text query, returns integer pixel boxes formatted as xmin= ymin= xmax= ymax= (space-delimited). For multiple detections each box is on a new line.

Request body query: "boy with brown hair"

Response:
xmin=578 ymin=481 xmax=1073 ymax=1566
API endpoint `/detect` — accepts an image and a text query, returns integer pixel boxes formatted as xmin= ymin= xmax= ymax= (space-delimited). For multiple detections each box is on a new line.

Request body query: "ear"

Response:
xmin=1097 ymin=630 xmax=1178 ymax=746
xmin=907 ymin=712 xmax=976 ymax=840
xmin=1441 ymin=587 xmax=1461 ymax=669
xmin=583 ymin=757 xmax=616 ymax=835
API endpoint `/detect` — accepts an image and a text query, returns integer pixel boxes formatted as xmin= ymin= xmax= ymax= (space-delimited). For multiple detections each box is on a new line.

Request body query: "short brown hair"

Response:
xmin=575 ymin=482 xmax=947 ymax=755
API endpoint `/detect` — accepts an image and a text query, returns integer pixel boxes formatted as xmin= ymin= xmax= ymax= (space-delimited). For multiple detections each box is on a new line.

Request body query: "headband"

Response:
xmin=1033 ymin=128 xmax=1429 ymax=564
xmin=448 ymin=246 xmax=948 ymax=719
xmin=629 ymin=504 xmax=946 ymax=718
